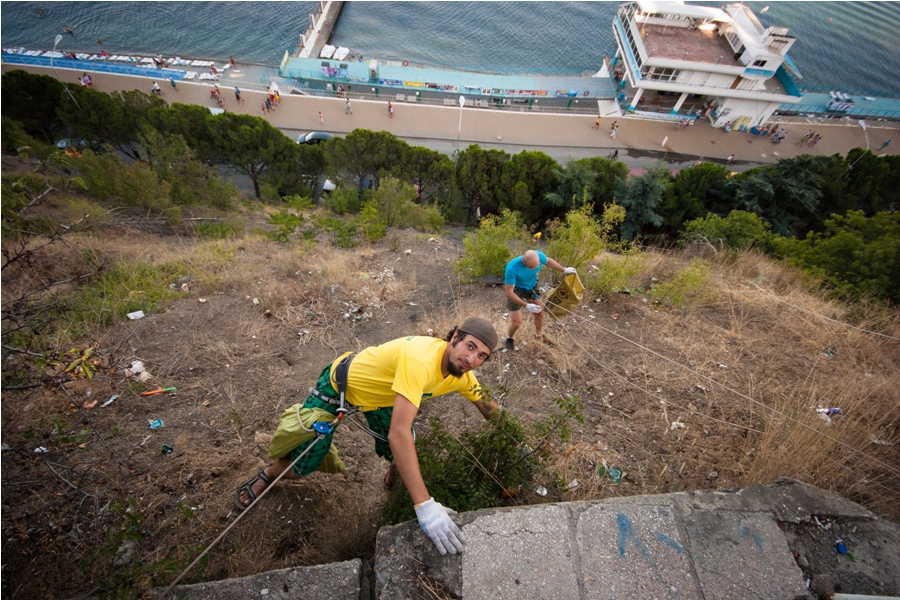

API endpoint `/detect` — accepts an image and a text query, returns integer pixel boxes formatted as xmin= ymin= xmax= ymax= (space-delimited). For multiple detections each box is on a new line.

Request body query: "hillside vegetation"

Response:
xmin=2 ymin=70 xmax=899 ymax=599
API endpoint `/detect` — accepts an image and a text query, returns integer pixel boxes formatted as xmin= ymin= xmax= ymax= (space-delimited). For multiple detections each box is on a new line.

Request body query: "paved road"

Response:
xmin=5 ymin=62 xmax=895 ymax=177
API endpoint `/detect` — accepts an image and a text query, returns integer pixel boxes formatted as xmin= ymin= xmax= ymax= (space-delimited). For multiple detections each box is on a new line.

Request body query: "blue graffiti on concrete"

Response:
xmin=654 ymin=531 xmax=686 ymax=554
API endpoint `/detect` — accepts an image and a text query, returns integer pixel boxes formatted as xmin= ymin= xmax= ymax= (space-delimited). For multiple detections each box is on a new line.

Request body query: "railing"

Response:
xmin=798 ymin=84 xmax=900 ymax=100
xmin=281 ymin=86 xmax=604 ymax=115
xmin=336 ymin=54 xmax=593 ymax=78
xmin=2 ymin=53 xmax=188 ymax=79
xmin=775 ymin=104 xmax=900 ymax=120
xmin=280 ymin=66 xmax=617 ymax=100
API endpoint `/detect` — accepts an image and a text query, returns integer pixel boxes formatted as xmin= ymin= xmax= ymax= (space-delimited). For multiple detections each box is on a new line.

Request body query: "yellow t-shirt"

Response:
xmin=329 ymin=336 xmax=482 ymax=410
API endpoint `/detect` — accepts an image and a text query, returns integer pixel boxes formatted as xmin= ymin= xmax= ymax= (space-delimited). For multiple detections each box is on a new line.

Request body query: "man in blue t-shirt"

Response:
xmin=503 ymin=250 xmax=575 ymax=350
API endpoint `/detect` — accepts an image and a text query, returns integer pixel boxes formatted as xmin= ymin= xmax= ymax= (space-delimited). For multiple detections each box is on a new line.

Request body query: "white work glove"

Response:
xmin=564 ymin=267 xmax=577 ymax=275
xmin=525 ymin=303 xmax=543 ymax=314
xmin=414 ymin=498 xmax=466 ymax=555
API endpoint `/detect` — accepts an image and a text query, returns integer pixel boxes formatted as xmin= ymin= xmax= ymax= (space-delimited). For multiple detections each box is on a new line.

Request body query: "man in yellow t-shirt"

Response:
xmin=236 ymin=317 xmax=500 ymax=556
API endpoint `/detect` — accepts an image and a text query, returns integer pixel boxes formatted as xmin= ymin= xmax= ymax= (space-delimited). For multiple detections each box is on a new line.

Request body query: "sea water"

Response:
xmin=2 ymin=1 xmax=899 ymax=93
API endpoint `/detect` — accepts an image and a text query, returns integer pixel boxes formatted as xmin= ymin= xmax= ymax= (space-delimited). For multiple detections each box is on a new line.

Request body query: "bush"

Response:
xmin=74 ymin=150 xmax=171 ymax=212
xmin=546 ymin=203 xmax=625 ymax=270
xmin=355 ymin=200 xmax=387 ymax=243
xmin=454 ymin=210 xmax=531 ymax=282
xmin=585 ymin=249 xmax=645 ymax=295
xmin=380 ymin=394 xmax=584 ymax=525
xmin=324 ymin=186 xmax=361 ymax=215
xmin=649 ymin=258 xmax=714 ymax=308
xmin=316 ymin=215 xmax=359 ymax=248
xmin=682 ymin=210 xmax=776 ymax=252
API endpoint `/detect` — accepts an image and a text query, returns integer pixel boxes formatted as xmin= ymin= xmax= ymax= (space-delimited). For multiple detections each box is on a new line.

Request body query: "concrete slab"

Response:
xmin=151 ymin=559 xmax=362 ymax=600
xmin=577 ymin=504 xmax=701 ymax=599
xmin=462 ymin=505 xmax=579 ymax=599
xmin=686 ymin=511 xmax=808 ymax=600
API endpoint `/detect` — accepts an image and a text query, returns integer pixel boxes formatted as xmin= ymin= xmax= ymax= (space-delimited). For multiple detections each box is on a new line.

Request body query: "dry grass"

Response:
xmin=3 ymin=210 xmax=899 ymax=599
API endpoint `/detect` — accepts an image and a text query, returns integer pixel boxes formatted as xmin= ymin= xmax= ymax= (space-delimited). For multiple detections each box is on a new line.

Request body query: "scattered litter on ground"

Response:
xmin=126 ymin=310 xmax=145 ymax=320
xmin=535 ymin=486 xmax=548 ymax=496
xmin=34 ymin=446 xmax=49 ymax=454
xmin=149 ymin=419 xmax=164 ymax=429
xmin=161 ymin=445 xmax=174 ymax=454
xmin=101 ymin=395 xmax=118 ymax=408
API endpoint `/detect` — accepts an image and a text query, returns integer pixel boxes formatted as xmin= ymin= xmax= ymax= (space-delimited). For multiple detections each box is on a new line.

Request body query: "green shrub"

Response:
xmin=355 ymin=200 xmax=387 ymax=243
xmin=164 ymin=205 xmax=182 ymax=227
xmin=57 ymin=196 xmax=113 ymax=228
xmin=74 ymin=150 xmax=171 ymax=212
xmin=649 ymin=258 xmax=714 ymax=308
xmin=324 ymin=186 xmax=361 ymax=215
xmin=265 ymin=210 xmax=306 ymax=244
xmin=682 ymin=210 xmax=776 ymax=252
xmin=546 ymin=203 xmax=625 ymax=270
xmin=316 ymin=215 xmax=359 ymax=248
xmin=380 ymin=394 xmax=584 ymax=525
xmin=585 ymin=249 xmax=645 ymax=295
xmin=454 ymin=209 xmax=530 ymax=282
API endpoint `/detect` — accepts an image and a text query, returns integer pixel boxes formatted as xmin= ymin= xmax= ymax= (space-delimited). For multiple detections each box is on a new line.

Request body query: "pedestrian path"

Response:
xmin=3 ymin=62 xmax=895 ymax=169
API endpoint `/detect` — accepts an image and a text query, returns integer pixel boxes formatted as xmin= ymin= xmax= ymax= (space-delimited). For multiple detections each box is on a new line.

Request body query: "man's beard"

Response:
xmin=447 ymin=360 xmax=465 ymax=378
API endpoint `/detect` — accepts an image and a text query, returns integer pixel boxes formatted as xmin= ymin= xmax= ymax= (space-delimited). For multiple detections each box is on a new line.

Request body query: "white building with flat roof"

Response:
xmin=611 ymin=0 xmax=803 ymax=129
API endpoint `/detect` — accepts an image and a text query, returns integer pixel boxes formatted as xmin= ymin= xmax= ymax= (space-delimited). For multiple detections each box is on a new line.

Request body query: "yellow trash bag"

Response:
xmin=545 ymin=272 xmax=584 ymax=320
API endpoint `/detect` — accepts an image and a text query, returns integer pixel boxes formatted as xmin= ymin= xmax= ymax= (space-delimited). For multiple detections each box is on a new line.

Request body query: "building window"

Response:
xmin=753 ymin=59 xmax=767 ymax=67
xmin=642 ymin=66 xmax=680 ymax=82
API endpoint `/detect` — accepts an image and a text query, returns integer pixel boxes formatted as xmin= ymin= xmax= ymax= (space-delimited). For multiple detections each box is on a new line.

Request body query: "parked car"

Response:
xmin=296 ymin=131 xmax=333 ymax=145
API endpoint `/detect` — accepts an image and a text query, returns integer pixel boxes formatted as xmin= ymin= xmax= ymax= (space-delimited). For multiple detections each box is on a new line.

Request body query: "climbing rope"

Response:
xmin=159 ymin=412 xmax=347 ymax=598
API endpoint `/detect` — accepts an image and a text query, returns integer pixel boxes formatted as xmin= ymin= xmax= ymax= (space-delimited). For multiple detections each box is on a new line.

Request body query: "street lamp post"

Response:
xmin=456 ymin=95 xmax=465 ymax=151
xmin=843 ymin=119 xmax=870 ymax=177
xmin=51 ymin=34 xmax=82 ymax=111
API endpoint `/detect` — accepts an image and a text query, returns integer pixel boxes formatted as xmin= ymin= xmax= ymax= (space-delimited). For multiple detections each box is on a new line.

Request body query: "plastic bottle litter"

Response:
xmin=161 ymin=445 xmax=174 ymax=454
xmin=816 ymin=408 xmax=841 ymax=416
xmin=535 ymin=486 xmax=548 ymax=496
xmin=101 ymin=395 xmax=118 ymax=408
xmin=567 ymin=479 xmax=580 ymax=490
xmin=598 ymin=464 xmax=623 ymax=484
xmin=149 ymin=419 xmax=164 ymax=429
xmin=835 ymin=539 xmax=848 ymax=554
xmin=126 ymin=310 xmax=145 ymax=320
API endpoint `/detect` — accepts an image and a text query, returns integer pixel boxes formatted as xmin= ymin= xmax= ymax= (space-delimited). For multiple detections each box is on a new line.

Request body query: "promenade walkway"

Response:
xmin=3 ymin=62 xmax=896 ymax=169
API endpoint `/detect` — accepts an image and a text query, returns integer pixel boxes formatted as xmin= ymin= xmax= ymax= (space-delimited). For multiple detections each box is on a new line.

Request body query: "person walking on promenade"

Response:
xmin=82 ymin=73 xmax=93 ymax=88
xmin=234 ymin=318 xmax=502 ymax=556
xmin=797 ymin=129 xmax=812 ymax=146
xmin=229 ymin=55 xmax=236 ymax=70
xmin=234 ymin=87 xmax=244 ymax=103
xmin=345 ymin=99 xmax=353 ymax=114
xmin=503 ymin=250 xmax=576 ymax=350
xmin=261 ymin=102 xmax=268 ymax=116
xmin=809 ymin=133 xmax=821 ymax=147
xmin=169 ymin=77 xmax=177 ymax=91
xmin=879 ymin=140 xmax=891 ymax=151
xmin=388 ymin=101 xmax=394 ymax=118
xmin=592 ymin=116 xmax=602 ymax=129
xmin=151 ymin=81 xmax=161 ymax=96
xmin=726 ymin=154 xmax=735 ymax=165
xmin=319 ymin=111 xmax=325 ymax=125
xmin=610 ymin=121 xmax=618 ymax=139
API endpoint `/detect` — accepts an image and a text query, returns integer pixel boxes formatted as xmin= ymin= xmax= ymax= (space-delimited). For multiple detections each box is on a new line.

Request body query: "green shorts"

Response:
xmin=507 ymin=286 xmax=540 ymax=311
xmin=268 ymin=363 xmax=399 ymax=477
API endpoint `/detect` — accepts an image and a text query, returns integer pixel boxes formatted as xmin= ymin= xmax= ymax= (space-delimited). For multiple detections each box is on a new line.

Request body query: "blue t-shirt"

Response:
xmin=504 ymin=251 xmax=547 ymax=290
